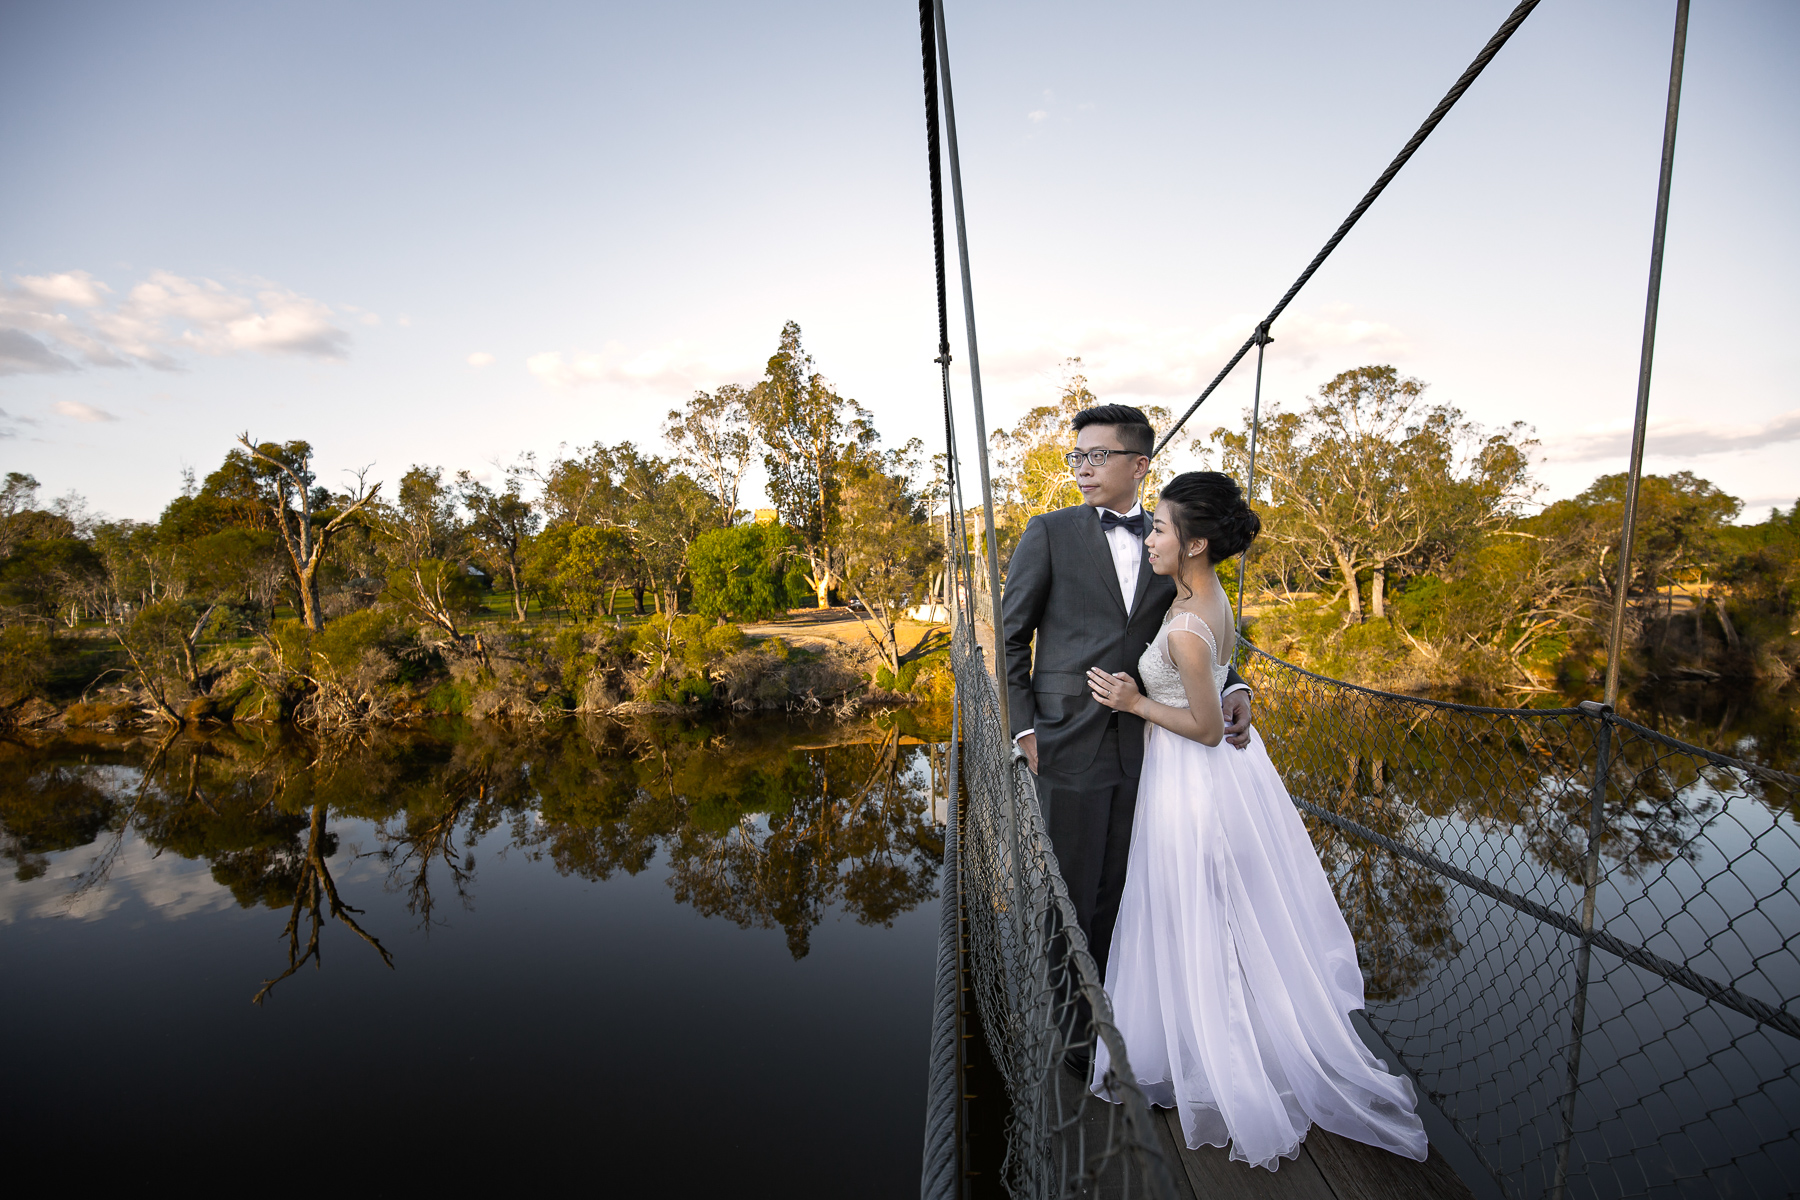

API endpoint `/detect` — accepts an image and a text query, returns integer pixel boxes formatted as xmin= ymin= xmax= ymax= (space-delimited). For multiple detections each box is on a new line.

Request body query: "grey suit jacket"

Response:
xmin=1002 ymin=504 xmax=1246 ymax=777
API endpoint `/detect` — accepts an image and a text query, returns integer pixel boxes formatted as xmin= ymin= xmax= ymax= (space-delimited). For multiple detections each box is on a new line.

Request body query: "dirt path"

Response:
xmin=740 ymin=607 xmax=948 ymax=663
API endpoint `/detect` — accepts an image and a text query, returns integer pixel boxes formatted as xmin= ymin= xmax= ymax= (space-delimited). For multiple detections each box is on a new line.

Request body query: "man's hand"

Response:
xmin=1222 ymin=690 xmax=1254 ymax=750
xmin=1016 ymin=731 xmax=1039 ymax=774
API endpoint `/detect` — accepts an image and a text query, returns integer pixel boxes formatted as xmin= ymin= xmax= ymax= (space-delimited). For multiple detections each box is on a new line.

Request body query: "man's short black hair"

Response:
xmin=1071 ymin=404 xmax=1154 ymax=457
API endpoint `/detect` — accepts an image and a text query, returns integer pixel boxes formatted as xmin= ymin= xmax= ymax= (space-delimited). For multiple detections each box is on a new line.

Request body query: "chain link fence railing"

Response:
xmin=924 ymin=614 xmax=1181 ymax=1200
xmin=1239 ymin=643 xmax=1800 ymax=1200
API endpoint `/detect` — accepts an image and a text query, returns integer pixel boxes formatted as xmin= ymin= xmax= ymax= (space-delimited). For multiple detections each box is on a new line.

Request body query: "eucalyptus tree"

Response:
xmin=836 ymin=440 xmax=937 ymax=680
xmin=235 ymin=435 xmax=382 ymax=631
xmin=746 ymin=321 xmax=876 ymax=608
xmin=665 ymin=384 xmax=755 ymax=527
xmin=378 ymin=465 xmax=483 ymax=639
xmin=458 ymin=469 xmax=540 ymax=620
xmin=1215 ymin=366 xmax=1535 ymax=622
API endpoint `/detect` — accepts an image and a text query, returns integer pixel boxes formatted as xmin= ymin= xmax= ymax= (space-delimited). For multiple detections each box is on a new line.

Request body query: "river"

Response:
xmin=0 ymin=713 xmax=950 ymax=1194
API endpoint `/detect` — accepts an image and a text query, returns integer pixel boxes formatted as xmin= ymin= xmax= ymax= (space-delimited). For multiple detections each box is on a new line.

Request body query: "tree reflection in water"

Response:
xmin=0 ymin=712 xmax=948 ymax=1000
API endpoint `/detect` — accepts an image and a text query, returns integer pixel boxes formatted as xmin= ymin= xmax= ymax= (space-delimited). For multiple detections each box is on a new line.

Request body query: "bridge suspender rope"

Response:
xmin=1602 ymin=0 xmax=1690 ymax=710
xmin=1152 ymin=0 xmax=1542 ymax=460
xmin=931 ymin=0 xmax=1011 ymax=737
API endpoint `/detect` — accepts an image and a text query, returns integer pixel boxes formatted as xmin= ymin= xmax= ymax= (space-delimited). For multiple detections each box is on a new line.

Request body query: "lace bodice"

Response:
xmin=1138 ymin=612 xmax=1230 ymax=708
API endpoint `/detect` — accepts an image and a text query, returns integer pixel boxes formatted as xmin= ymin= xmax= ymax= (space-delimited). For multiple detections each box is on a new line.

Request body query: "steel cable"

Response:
xmin=1154 ymin=0 xmax=1543 ymax=457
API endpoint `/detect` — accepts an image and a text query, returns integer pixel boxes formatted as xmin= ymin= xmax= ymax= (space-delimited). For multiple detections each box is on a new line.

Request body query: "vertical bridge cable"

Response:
xmin=1603 ymin=0 xmax=1690 ymax=708
xmin=933 ymin=0 xmax=1011 ymax=735
xmin=918 ymin=2 xmax=969 ymax=1196
xmin=918 ymin=0 xmax=975 ymax=626
xmin=1152 ymin=0 xmax=1543 ymax=459
xmin=1232 ymin=322 xmax=1271 ymax=632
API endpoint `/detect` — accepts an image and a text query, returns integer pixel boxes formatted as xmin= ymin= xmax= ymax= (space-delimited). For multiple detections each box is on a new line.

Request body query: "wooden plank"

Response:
xmin=1150 ymin=1103 xmax=1199 ymax=1200
xmin=1303 ymin=1127 xmax=1477 ymax=1200
xmin=1156 ymin=1107 xmax=1339 ymax=1200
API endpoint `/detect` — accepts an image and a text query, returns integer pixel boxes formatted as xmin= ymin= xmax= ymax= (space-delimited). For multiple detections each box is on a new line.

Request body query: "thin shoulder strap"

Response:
xmin=1165 ymin=611 xmax=1219 ymax=662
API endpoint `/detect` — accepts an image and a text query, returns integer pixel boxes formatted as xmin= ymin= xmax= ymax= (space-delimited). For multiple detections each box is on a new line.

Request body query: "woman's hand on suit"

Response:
xmin=1087 ymin=668 xmax=1142 ymax=714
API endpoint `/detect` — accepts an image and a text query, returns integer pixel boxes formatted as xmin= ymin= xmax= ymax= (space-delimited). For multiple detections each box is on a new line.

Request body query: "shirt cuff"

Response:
xmin=1222 ymin=683 xmax=1250 ymax=698
xmin=1013 ymin=728 xmax=1035 ymax=742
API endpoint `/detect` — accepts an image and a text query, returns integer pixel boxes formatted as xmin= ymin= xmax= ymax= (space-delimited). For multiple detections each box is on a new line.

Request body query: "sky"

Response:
xmin=1 ymin=0 xmax=1795 ymax=524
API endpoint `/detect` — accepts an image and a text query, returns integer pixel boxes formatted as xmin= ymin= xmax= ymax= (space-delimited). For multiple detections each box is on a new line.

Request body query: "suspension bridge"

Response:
xmin=913 ymin=2 xmax=1799 ymax=1198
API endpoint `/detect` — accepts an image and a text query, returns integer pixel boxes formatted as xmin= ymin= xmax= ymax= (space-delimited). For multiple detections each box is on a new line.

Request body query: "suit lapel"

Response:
xmin=1076 ymin=507 xmax=1127 ymax=620
xmin=1130 ymin=536 xmax=1155 ymax=618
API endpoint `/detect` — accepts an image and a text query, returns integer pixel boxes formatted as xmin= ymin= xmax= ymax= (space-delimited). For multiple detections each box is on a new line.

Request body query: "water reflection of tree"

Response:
xmin=251 ymin=799 xmax=393 ymax=1005
xmin=527 ymin=718 xmax=943 ymax=959
xmin=1299 ymin=753 xmax=1462 ymax=1002
xmin=7 ymin=714 xmax=944 ymax=999
xmin=1247 ymin=675 xmax=1759 ymax=1002
xmin=0 ymin=742 xmax=125 ymax=881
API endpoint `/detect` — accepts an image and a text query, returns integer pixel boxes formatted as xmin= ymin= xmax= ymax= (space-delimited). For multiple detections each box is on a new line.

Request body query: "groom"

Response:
xmin=1003 ymin=404 xmax=1253 ymax=986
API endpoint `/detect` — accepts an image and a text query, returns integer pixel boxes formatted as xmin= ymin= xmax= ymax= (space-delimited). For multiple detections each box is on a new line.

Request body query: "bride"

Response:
xmin=1083 ymin=471 xmax=1428 ymax=1170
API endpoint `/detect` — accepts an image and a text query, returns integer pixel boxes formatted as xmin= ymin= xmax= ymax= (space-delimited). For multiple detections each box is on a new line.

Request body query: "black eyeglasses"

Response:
xmin=1064 ymin=448 xmax=1138 ymax=469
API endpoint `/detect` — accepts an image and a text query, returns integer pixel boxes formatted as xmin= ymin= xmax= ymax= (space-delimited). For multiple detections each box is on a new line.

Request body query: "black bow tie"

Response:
xmin=1099 ymin=509 xmax=1146 ymax=537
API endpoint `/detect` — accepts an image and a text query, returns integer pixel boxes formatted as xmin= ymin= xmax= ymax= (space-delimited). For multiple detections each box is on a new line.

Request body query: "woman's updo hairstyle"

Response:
xmin=1157 ymin=471 xmax=1261 ymax=563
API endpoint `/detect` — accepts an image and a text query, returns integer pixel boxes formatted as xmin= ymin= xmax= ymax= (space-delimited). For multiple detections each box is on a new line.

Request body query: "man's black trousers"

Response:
xmin=1035 ymin=725 xmax=1138 ymax=985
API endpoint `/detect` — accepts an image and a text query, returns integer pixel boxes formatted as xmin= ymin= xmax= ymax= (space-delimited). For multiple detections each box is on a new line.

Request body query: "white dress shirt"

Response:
xmin=1015 ymin=503 xmax=1246 ymax=745
xmin=1100 ymin=503 xmax=1145 ymax=615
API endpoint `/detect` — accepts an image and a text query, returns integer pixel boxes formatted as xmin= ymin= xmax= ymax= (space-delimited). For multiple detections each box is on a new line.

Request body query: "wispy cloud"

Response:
xmin=53 ymin=400 xmax=118 ymax=423
xmin=981 ymin=306 xmax=1411 ymax=404
xmin=466 ymin=351 xmax=495 ymax=368
xmin=0 ymin=269 xmax=355 ymax=376
xmin=527 ymin=339 xmax=755 ymax=395
xmin=1556 ymin=408 xmax=1800 ymax=462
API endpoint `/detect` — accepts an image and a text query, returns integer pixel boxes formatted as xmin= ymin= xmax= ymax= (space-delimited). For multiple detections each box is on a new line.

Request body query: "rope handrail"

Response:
xmin=1154 ymin=0 xmax=1542 ymax=457
xmin=1241 ymin=642 xmax=1585 ymax=717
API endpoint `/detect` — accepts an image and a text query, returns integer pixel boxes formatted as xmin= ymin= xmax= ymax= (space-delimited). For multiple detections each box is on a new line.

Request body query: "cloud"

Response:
xmin=466 ymin=351 xmax=496 ymax=368
xmin=0 ymin=326 xmax=77 ymax=375
xmin=0 ymin=268 xmax=354 ymax=375
xmin=1028 ymin=110 xmax=1049 ymax=123
xmin=0 ymin=406 xmax=36 ymax=438
xmin=978 ymin=306 xmax=1411 ymax=404
xmin=53 ymin=400 xmax=118 ymax=423
xmin=1555 ymin=408 xmax=1800 ymax=462
xmin=527 ymin=339 xmax=755 ymax=395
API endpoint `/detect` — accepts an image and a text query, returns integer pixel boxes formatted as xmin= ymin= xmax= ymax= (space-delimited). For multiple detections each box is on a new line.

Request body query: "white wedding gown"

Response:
xmin=1092 ymin=611 xmax=1428 ymax=1170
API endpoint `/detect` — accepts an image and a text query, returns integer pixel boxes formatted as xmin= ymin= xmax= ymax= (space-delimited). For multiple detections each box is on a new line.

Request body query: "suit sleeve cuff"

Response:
xmin=1013 ymin=728 xmax=1035 ymax=742
xmin=1222 ymin=683 xmax=1250 ymax=698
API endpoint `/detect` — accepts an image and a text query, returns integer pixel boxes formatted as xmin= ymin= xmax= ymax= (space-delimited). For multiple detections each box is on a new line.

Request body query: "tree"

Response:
xmin=666 ymin=385 xmax=755 ymax=526
xmin=236 ymin=435 xmax=382 ymax=631
xmin=1216 ymin=366 xmax=1535 ymax=622
xmin=610 ymin=445 xmax=719 ymax=615
xmin=688 ymin=522 xmax=802 ymax=622
xmin=458 ymin=469 xmax=541 ymax=620
xmin=0 ymin=535 xmax=104 ymax=627
xmin=377 ymin=465 xmax=484 ymax=639
xmin=0 ymin=473 xmax=44 ymax=558
xmin=555 ymin=525 xmax=635 ymax=617
xmin=746 ymin=321 xmax=876 ymax=607
xmin=837 ymin=442 xmax=937 ymax=679
xmin=985 ymin=360 xmax=1186 ymax=576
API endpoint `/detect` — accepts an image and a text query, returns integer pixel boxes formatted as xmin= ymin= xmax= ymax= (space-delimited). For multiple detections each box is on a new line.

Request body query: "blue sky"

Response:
xmin=2 ymin=0 xmax=1795 ymax=522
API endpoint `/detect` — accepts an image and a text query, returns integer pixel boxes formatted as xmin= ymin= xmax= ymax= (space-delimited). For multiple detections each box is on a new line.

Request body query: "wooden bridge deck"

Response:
xmin=1053 ymin=1058 xmax=1478 ymax=1200
xmin=1148 ymin=1108 xmax=1475 ymax=1200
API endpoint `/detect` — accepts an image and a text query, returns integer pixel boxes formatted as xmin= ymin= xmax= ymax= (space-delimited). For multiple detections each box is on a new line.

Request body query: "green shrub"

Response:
xmin=688 ymin=522 xmax=802 ymax=621
xmin=0 ymin=624 xmax=52 ymax=704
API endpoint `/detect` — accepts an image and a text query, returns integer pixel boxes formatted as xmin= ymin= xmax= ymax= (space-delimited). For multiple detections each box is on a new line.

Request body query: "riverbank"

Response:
xmin=0 ymin=604 xmax=953 ymax=734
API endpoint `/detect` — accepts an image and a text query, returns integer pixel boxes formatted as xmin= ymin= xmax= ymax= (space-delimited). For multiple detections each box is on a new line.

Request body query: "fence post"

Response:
xmin=1552 ymin=701 xmax=1612 ymax=1198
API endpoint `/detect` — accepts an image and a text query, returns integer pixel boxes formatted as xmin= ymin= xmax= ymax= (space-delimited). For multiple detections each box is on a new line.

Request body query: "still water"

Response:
xmin=0 ymin=716 xmax=948 ymax=1194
